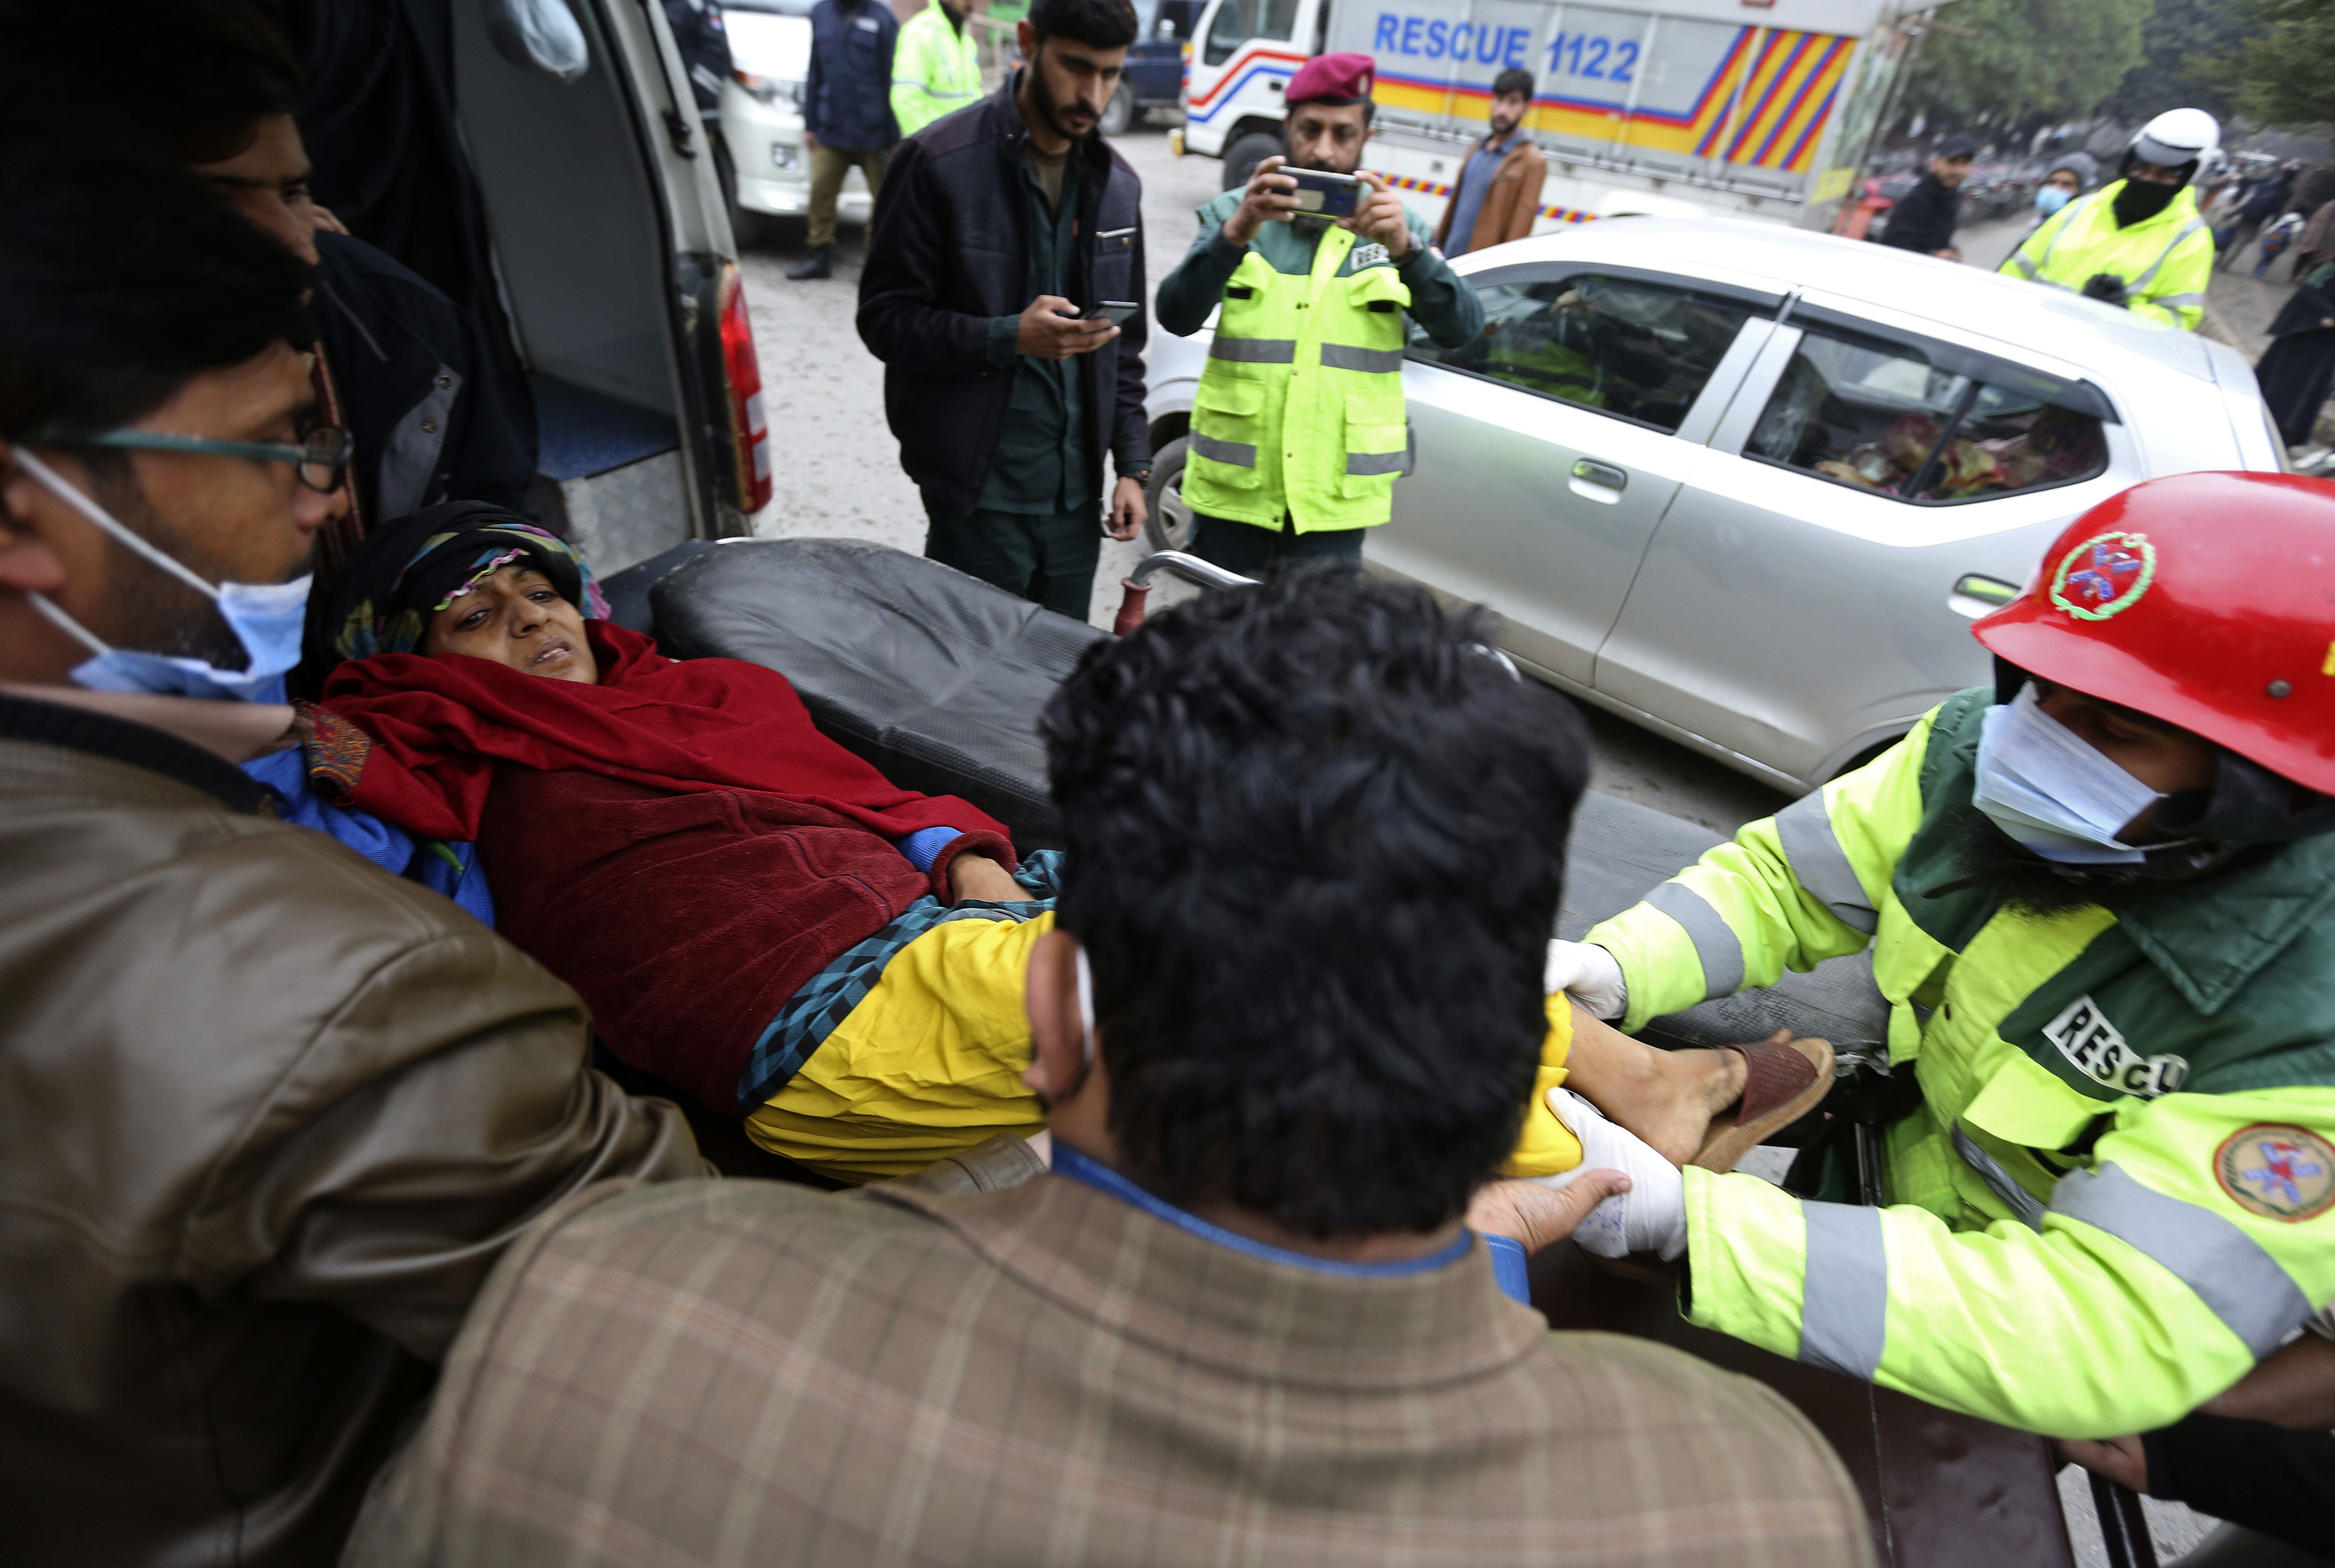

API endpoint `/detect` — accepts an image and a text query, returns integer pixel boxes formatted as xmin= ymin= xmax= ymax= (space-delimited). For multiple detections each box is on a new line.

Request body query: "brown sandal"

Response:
xmin=1691 ymin=1030 xmax=1835 ymax=1173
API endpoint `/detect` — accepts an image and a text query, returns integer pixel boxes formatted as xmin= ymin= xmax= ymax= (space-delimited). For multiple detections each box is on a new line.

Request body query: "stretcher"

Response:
xmin=604 ymin=536 xmax=2076 ymax=1566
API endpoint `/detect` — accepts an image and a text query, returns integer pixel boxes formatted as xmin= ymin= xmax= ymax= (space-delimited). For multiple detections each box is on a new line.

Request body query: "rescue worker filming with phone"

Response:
xmin=2000 ymin=108 xmax=2219 ymax=331
xmin=1153 ymin=53 xmax=1484 ymax=574
xmin=1543 ymin=472 xmax=2335 ymax=1442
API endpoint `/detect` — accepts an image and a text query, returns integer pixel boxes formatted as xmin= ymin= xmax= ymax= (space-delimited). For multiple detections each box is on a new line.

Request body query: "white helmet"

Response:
xmin=2130 ymin=108 xmax=2219 ymax=176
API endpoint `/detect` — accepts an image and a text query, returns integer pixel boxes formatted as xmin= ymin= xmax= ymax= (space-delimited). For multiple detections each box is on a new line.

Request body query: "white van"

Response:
xmin=718 ymin=0 xmax=877 ymax=242
xmin=1179 ymin=0 xmax=1931 ymax=235
xmin=320 ymin=0 xmax=774 ymax=575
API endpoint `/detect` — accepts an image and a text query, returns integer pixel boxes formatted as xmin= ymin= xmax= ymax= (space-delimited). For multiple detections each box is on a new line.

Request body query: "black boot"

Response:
xmin=786 ymin=246 xmax=833 ymax=280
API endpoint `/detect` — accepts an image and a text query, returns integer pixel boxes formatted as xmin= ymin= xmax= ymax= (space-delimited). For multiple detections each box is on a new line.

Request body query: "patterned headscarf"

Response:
xmin=325 ymin=502 xmax=611 ymax=663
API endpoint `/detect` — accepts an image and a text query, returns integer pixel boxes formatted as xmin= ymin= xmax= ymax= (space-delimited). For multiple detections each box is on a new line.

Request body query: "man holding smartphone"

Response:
xmin=1154 ymin=53 xmax=1484 ymax=572
xmin=858 ymin=0 xmax=1151 ymax=621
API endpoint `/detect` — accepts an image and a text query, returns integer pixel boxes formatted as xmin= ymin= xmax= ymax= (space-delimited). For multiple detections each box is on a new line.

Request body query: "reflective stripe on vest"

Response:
xmin=1183 ymin=224 xmax=1413 ymax=532
xmin=1776 ymin=790 xmax=1880 ymax=936
xmin=1798 ymin=1202 xmax=1888 ymax=1379
xmin=1643 ymin=880 xmax=1745 ymax=999
xmin=1953 ymin=1124 xmax=2047 ymax=1231
xmin=2050 ymin=1163 xmax=2315 ymax=1357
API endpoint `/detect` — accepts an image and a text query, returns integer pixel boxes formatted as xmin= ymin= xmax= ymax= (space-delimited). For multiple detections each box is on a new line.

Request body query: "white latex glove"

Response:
xmin=1544 ymin=939 xmax=1627 ymax=1020
xmin=1536 ymin=1088 xmax=1686 ymax=1261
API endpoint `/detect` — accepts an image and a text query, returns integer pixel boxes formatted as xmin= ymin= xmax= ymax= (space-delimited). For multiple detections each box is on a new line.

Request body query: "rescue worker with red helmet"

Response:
xmin=1545 ymin=471 xmax=2335 ymax=1437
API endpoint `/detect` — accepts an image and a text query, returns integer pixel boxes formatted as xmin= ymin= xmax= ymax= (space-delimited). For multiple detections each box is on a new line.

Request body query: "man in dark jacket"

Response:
xmin=1877 ymin=133 xmax=1976 ymax=261
xmin=793 ymin=0 xmax=901 ymax=279
xmin=858 ymin=0 xmax=1150 ymax=621
xmin=0 ymin=139 xmax=703 ymax=1568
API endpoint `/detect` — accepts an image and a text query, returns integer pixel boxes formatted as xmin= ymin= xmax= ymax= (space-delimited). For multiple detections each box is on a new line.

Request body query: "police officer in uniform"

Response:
xmin=2001 ymin=109 xmax=2220 ymax=331
xmin=1548 ymin=472 xmax=2335 ymax=1439
xmin=1152 ymin=53 xmax=1483 ymax=573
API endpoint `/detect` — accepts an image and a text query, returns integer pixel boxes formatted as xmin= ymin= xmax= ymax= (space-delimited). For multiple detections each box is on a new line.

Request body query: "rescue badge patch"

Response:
xmin=2214 ymin=1125 xmax=2335 ymax=1222
xmin=1349 ymin=242 xmax=1392 ymax=271
xmin=2049 ymin=530 xmax=2155 ymax=621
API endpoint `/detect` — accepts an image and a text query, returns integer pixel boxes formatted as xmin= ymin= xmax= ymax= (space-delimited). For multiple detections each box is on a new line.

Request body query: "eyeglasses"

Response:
xmin=37 ymin=425 xmax=354 ymax=493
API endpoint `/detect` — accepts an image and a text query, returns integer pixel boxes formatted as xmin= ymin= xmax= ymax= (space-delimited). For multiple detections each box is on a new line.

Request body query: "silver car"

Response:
xmin=1142 ymin=218 xmax=2283 ymax=793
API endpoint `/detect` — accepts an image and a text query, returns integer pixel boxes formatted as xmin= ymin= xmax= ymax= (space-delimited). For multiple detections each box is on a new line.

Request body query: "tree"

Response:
xmin=1900 ymin=0 xmax=2152 ymax=130
xmin=2231 ymin=0 xmax=2335 ymax=127
xmin=2104 ymin=0 xmax=2260 ymax=124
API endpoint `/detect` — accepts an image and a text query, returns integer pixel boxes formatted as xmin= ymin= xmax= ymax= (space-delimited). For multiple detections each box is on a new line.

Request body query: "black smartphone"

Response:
xmin=1082 ymin=300 xmax=1140 ymax=324
xmin=1285 ymin=168 xmax=1363 ymax=219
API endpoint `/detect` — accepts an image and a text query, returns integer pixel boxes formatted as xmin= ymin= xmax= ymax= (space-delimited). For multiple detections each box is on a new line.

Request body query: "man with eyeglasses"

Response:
xmin=0 ymin=143 xmax=706 ymax=1568
xmin=2 ymin=0 xmax=538 ymax=560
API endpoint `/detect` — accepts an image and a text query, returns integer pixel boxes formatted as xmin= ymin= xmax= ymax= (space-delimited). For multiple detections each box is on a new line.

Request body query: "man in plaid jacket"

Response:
xmin=348 ymin=571 xmax=1872 ymax=1568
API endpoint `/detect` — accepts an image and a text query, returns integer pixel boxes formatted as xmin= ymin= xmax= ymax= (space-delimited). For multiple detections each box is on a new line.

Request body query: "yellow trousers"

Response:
xmin=748 ymin=911 xmax=1584 ymax=1185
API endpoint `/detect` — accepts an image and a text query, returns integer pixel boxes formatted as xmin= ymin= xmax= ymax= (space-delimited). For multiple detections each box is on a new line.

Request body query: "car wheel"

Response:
xmin=1143 ymin=437 xmax=1200 ymax=553
xmin=1100 ymin=81 xmax=1135 ymax=138
xmin=1222 ymin=131 xmax=1282 ymax=191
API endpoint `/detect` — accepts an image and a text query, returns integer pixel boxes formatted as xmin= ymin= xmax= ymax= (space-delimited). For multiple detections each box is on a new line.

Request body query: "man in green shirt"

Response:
xmin=858 ymin=0 xmax=1152 ymax=622
xmin=892 ymin=0 xmax=983 ymax=136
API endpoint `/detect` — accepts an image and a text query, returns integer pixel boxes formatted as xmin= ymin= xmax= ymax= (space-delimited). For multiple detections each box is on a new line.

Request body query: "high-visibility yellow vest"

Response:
xmin=1588 ymin=691 xmax=2335 ymax=1439
xmin=1999 ymin=182 xmax=2215 ymax=331
xmin=891 ymin=3 xmax=981 ymax=137
xmin=1183 ymin=225 xmax=1413 ymax=533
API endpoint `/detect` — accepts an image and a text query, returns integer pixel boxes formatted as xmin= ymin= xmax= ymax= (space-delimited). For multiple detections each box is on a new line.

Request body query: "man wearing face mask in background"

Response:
xmin=1542 ymin=472 xmax=2335 ymax=1443
xmin=2002 ymin=108 xmax=2219 ymax=330
xmin=0 ymin=143 xmax=703 ymax=1568
xmin=1154 ymin=53 xmax=1484 ymax=574
xmin=2027 ymin=150 xmax=2095 ymax=232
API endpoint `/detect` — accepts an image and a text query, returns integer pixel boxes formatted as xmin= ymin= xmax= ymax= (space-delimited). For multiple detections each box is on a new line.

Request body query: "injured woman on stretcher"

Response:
xmin=300 ymin=503 xmax=1834 ymax=1189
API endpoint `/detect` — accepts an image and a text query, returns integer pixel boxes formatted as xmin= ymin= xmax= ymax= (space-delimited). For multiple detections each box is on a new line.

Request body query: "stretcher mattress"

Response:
xmin=636 ymin=538 xmax=1891 ymax=1053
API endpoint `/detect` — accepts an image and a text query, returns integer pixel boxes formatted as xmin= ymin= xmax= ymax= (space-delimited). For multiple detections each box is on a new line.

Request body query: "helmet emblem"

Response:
xmin=2049 ymin=531 xmax=2155 ymax=621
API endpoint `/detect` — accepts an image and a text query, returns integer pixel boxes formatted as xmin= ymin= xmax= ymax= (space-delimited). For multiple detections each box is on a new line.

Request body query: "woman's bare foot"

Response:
xmin=1559 ymin=1003 xmax=1749 ymax=1166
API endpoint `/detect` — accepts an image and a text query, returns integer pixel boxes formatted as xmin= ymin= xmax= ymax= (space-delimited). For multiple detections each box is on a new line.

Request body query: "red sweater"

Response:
xmin=314 ymin=622 xmax=1014 ymax=1110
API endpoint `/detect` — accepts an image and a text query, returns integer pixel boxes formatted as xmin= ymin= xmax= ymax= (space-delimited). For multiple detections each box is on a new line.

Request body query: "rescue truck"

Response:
xmin=1176 ymin=0 xmax=1941 ymax=234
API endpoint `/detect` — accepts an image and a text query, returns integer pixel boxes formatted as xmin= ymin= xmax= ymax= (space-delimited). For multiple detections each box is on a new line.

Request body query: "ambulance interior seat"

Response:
xmin=606 ymin=537 xmax=1893 ymax=1058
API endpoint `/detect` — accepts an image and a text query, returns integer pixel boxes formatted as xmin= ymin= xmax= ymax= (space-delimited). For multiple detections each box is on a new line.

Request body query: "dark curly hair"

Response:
xmin=1042 ymin=568 xmax=1591 ymax=1238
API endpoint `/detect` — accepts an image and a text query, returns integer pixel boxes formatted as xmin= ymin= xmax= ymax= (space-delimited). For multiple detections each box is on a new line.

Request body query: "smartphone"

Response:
xmin=1082 ymin=300 xmax=1140 ymax=324
xmin=1285 ymin=168 xmax=1363 ymax=219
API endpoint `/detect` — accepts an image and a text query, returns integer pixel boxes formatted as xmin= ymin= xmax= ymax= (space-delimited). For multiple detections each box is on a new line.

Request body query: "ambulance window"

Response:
xmin=1748 ymin=324 xmax=2109 ymax=504
xmin=1411 ymin=273 xmax=1756 ymax=435
xmin=1203 ymin=0 xmax=1299 ymax=66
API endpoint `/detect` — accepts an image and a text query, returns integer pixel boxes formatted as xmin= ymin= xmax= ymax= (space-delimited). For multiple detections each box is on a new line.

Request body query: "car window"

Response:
xmin=1203 ymin=0 xmax=1299 ymax=65
xmin=1409 ymin=274 xmax=1756 ymax=435
xmin=1748 ymin=324 xmax=2109 ymax=504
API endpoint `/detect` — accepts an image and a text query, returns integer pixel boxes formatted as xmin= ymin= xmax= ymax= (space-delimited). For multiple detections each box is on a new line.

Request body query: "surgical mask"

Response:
xmin=11 ymin=446 xmax=311 ymax=703
xmin=1972 ymin=685 xmax=2164 ymax=866
xmin=2036 ymin=186 xmax=2072 ymax=215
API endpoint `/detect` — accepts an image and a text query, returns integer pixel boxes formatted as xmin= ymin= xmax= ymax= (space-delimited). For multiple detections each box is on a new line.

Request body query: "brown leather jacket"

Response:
xmin=0 ymin=694 xmax=706 ymax=1567
xmin=1432 ymin=134 xmax=1548 ymax=256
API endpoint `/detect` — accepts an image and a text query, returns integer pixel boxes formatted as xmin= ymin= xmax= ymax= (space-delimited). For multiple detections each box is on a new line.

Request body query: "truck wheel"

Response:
xmin=1222 ymin=131 xmax=1282 ymax=191
xmin=1143 ymin=437 xmax=1199 ymax=553
xmin=1100 ymin=81 xmax=1135 ymax=138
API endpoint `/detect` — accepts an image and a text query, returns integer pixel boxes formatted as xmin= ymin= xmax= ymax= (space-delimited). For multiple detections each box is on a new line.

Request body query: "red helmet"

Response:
xmin=1972 ymin=471 xmax=2335 ymax=795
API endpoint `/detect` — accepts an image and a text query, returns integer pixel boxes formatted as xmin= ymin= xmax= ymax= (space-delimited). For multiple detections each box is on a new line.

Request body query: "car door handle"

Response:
xmin=1948 ymin=573 xmax=2020 ymax=619
xmin=1570 ymin=458 xmax=1627 ymax=501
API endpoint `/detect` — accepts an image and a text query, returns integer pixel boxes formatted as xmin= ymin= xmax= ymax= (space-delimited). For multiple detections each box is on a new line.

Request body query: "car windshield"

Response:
xmin=1748 ymin=325 xmax=2109 ymax=503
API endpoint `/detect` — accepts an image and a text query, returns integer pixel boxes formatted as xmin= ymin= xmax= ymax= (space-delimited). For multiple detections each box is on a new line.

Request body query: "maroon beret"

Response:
xmin=1285 ymin=51 xmax=1374 ymax=107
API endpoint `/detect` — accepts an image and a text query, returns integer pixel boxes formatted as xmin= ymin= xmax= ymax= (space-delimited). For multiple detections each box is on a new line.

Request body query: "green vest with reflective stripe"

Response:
xmin=1589 ymin=691 xmax=2335 ymax=1437
xmin=1999 ymin=182 xmax=2215 ymax=331
xmin=1183 ymin=224 xmax=1412 ymax=533
xmin=891 ymin=3 xmax=982 ymax=137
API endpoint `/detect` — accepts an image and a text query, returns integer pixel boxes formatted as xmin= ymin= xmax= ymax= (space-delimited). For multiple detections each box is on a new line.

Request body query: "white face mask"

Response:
xmin=10 ymin=446 xmax=312 ymax=703
xmin=1972 ymin=684 xmax=2164 ymax=866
